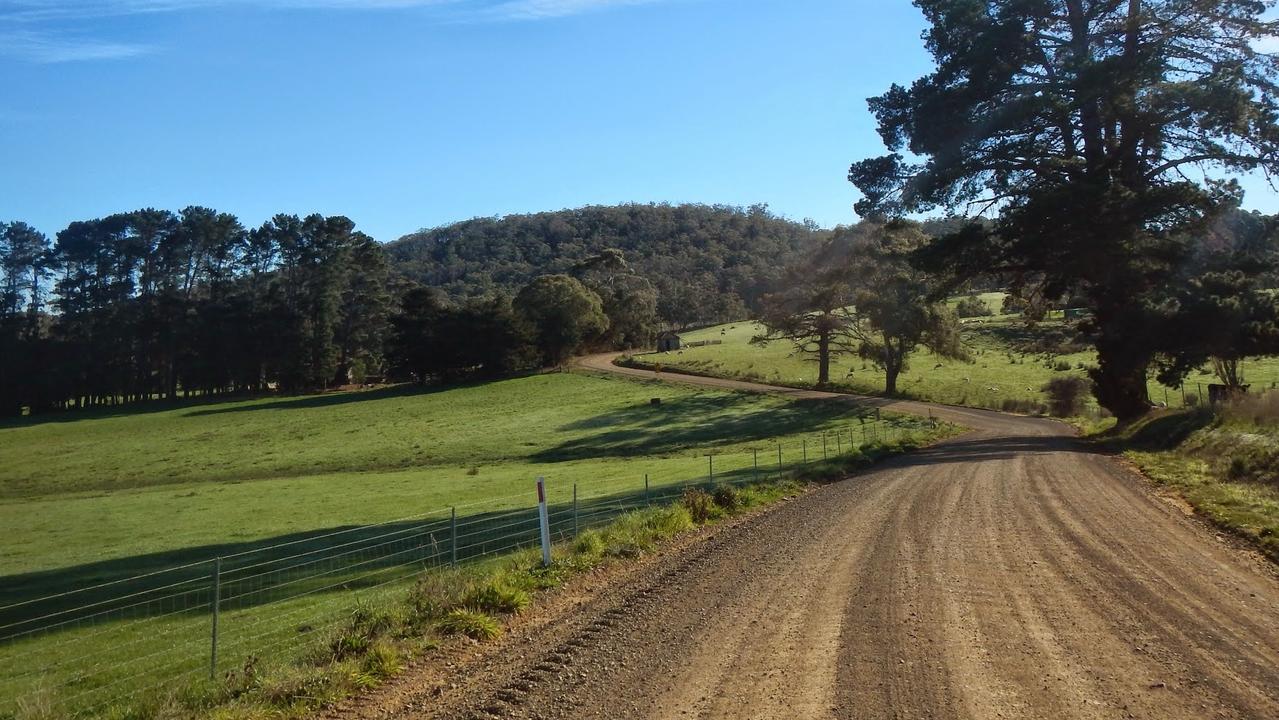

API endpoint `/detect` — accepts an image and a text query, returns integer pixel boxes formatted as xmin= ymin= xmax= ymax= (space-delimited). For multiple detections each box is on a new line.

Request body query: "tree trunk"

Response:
xmin=1091 ymin=333 xmax=1151 ymax=422
xmin=884 ymin=358 xmax=901 ymax=396
xmin=817 ymin=333 xmax=831 ymax=386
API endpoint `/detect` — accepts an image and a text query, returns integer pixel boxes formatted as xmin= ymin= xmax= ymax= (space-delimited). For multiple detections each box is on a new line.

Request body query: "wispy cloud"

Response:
xmin=0 ymin=0 xmax=674 ymax=63
xmin=0 ymin=29 xmax=153 ymax=62
xmin=481 ymin=0 xmax=663 ymax=21
xmin=0 ymin=0 xmax=667 ymax=23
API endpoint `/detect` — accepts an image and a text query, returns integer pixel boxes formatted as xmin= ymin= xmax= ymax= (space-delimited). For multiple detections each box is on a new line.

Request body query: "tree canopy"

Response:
xmin=850 ymin=0 xmax=1279 ymax=419
xmin=388 ymin=203 xmax=824 ymax=329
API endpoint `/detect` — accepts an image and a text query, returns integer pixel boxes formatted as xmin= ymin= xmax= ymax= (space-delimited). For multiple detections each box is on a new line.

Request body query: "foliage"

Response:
xmin=837 ymin=221 xmax=969 ymax=395
xmin=955 ymin=295 xmax=992 ymax=318
xmin=436 ymin=610 xmax=502 ymax=641
xmin=680 ymin=487 xmax=720 ymax=524
xmin=751 ymin=263 xmax=855 ymax=386
xmin=849 ymin=0 xmax=1279 ymax=420
xmin=514 ymin=275 xmax=610 ymax=367
xmin=1042 ymin=376 xmax=1090 ymax=418
xmin=387 ymin=203 xmax=825 ymax=329
xmin=0 ymin=209 xmax=390 ymax=417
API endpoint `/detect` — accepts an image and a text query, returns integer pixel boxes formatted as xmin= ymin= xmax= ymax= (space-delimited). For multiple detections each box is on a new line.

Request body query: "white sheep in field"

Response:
xmin=986 ymin=386 xmax=1001 ymax=393
xmin=962 ymin=377 xmax=971 ymax=384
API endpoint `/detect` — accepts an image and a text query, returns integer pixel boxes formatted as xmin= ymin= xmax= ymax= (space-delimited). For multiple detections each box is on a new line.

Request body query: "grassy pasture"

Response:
xmin=638 ymin=316 xmax=1279 ymax=412
xmin=0 ymin=372 xmax=898 ymax=577
xmin=0 ymin=370 xmax=936 ymax=717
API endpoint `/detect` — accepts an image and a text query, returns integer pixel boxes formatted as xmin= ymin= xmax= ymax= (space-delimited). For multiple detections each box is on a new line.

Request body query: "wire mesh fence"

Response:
xmin=0 ymin=417 xmax=928 ymax=717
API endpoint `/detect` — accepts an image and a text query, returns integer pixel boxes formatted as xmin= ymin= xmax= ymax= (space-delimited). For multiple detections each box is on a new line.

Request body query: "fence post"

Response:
xmin=836 ymin=432 xmax=842 ymax=455
xmin=209 ymin=557 xmax=221 ymax=681
xmin=822 ymin=433 xmax=828 ymax=460
xmin=450 ymin=507 xmax=457 ymax=566
xmin=707 ymin=455 xmax=714 ymax=483
xmin=644 ymin=473 xmax=650 ymax=505
xmin=536 ymin=477 xmax=552 ymax=567
xmin=753 ymin=448 xmax=759 ymax=482
xmin=803 ymin=438 xmax=807 ymax=463
xmin=776 ymin=444 xmax=782 ymax=476
xmin=572 ymin=483 xmax=579 ymax=538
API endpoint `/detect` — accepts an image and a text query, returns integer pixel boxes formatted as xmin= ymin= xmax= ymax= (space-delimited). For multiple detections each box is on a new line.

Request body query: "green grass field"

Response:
xmin=0 ymin=372 xmax=910 ymax=577
xmin=0 ymin=370 xmax=937 ymax=718
xmin=636 ymin=313 xmax=1279 ymax=413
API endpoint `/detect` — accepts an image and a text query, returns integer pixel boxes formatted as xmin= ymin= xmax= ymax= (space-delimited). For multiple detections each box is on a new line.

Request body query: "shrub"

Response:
xmin=1001 ymin=294 xmax=1028 ymax=315
xmin=710 ymin=483 xmax=740 ymax=512
xmin=956 ymin=295 xmax=993 ymax=318
xmin=1053 ymin=360 xmax=1072 ymax=372
xmin=437 ymin=609 xmax=501 ymax=641
xmin=681 ymin=488 xmax=719 ymax=524
xmin=1042 ymin=376 xmax=1090 ymax=417
xmin=463 ymin=582 xmax=530 ymax=615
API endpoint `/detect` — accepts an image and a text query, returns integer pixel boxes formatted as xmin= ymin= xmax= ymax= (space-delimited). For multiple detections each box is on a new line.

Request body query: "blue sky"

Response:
xmin=1 ymin=0 xmax=1276 ymax=243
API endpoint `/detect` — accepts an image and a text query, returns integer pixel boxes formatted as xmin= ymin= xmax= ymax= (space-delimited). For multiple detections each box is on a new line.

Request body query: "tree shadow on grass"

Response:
xmin=533 ymin=394 xmax=874 ymax=463
xmin=0 ymin=479 xmax=717 ymax=644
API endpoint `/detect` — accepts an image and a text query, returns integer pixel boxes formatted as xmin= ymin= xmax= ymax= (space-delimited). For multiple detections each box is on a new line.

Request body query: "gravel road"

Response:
xmin=347 ymin=354 xmax=1279 ymax=720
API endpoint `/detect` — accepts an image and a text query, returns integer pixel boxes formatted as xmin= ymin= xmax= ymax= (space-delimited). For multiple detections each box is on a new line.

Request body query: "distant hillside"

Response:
xmin=387 ymin=203 xmax=826 ymax=328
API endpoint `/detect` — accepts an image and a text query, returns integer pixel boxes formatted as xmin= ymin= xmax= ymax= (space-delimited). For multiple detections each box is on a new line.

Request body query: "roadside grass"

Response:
xmin=1094 ymin=410 xmax=1279 ymax=561
xmin=634 ymin=318 xmax=1279 ymax=413
xmin=14 ymin=430 xmax=938 ymax=720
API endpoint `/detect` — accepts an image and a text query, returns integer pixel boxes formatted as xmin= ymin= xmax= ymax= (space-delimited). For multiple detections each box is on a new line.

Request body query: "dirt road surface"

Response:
xmin=353 ymin=354 xmax=1279 ymax=720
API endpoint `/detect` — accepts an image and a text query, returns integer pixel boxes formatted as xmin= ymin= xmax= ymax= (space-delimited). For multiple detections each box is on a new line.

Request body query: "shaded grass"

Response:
xmin=0 ymin=372 xmax=891 ymax=577
xmin=1093 ymin=410 xmax=1279 ymax=561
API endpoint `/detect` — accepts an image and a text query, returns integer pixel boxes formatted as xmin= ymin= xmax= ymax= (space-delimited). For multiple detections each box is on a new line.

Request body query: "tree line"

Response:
xmin=0 ymin=209 xmax=668 ymax=416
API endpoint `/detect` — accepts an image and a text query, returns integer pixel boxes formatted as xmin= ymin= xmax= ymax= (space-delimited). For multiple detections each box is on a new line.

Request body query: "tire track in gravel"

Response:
xmin=343 ymin=356 xmax=1279 ymax=720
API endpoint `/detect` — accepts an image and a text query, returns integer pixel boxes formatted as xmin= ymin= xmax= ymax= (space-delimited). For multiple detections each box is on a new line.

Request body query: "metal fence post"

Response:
xmin=707 ymin=455 xmax=714 ymax=483
xmin=753 ymin=448 xmax=759 ymax=482
xmin=836 ymin=433 xmax=842 ymax=455
xmin=822 ymin=433 xmax=828 ymax=460
xmin=450 ymin=507 xmax=457 ymax=566
xmin=776 ymin=444 xmax=782 ymax=476
xmin=802 ymin=438 xmax=807 ymax=463
xmin=644 ymin=473 xmax=650 ymax=505
xmin=572 ymin=483 xmax=579 ymax=538
xmin=209 ymin=557 xmax=221 ymax=681
xmin=536 ymin=477 xmax=552 ymax=567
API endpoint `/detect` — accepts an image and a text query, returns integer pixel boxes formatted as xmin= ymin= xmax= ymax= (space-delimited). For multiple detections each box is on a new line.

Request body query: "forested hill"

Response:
xmin=387 ymin=203 xmax=826 ymax=328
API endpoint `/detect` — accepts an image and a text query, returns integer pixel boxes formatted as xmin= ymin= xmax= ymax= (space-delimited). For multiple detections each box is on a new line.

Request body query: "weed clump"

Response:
xmin=437 ymin=609 xmax=501 ymax=641
xmin=710 ymin=483 xmax=740 ymax=511
xmin=681 ymin=488 xmax=720 ymax=524
xmin=463 ymin=582 xmax=530 ymax=615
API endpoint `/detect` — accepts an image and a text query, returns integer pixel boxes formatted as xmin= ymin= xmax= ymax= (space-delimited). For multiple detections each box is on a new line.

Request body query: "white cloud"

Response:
xmin=0 ymin=0 xmax=676 ymax=63
xmin=0 ymin=30 xmax=153 ymax=62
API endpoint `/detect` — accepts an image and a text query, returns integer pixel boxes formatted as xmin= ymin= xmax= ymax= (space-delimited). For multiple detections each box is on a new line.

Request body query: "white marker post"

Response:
xmin=536 ymin=476 xmax=552 ymax=567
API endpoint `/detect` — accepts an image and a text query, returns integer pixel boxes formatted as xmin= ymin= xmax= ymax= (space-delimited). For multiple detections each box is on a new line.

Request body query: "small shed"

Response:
xmin=656 ymin=331 xmax=682 ymax=352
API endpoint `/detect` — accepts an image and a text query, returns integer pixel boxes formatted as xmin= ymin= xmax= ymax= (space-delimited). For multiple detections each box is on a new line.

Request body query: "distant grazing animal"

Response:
xmin=934 ymin=363 xmax=944 ymax=370
xmin=986 ymin=386 xmax=1000 ymax=392
xmin=963 ymin=377 xmax=971 ymax=384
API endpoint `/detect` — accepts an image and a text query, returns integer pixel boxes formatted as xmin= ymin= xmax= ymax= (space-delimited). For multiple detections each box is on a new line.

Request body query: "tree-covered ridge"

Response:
xmin=387 ymin=203 xmax=825 ymax=328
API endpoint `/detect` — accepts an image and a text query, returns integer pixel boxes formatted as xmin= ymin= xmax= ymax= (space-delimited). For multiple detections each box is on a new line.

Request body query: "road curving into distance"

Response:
xmin=364 ymin=353 xmax=1279 ymax=720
